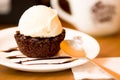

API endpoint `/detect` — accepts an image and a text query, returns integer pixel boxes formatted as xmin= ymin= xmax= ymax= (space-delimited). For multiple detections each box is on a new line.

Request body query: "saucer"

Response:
xmin=0 ymin=27 xmax=100 ymax=72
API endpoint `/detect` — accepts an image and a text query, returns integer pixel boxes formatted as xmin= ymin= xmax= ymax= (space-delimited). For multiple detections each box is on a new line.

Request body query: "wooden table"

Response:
xmin=0 ymin=19 xmax=120 ymax=80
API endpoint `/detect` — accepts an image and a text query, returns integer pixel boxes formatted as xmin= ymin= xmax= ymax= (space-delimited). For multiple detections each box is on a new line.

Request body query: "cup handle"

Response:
xmin=50 ymin=0 xmax=74 ymax=24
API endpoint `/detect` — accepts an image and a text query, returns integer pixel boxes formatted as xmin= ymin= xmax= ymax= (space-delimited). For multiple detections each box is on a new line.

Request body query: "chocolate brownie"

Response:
xmin=14 ymin=29 xmax=65 ymax=58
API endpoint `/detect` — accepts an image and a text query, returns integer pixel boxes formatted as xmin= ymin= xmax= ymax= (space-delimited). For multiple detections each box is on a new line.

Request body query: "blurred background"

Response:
xmin=0 ymin=0 xmax=74 ymax=29
xmin=0 ymin=0 xmax=120 ymax=57
xmin=0 ymin=0 xmax=50 ymax=24
xmin=0 ymin=0 xmax=72 ymax=25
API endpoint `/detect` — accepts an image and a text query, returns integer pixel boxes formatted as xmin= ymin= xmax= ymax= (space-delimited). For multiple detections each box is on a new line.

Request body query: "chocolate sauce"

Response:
xmin=7 ymin=56 xmax=71 ymax=59
xmin=3 ymin=47 xmax=75 ymax=65
xmin=7 ymin=56 xmax=26 ymax=59
xmin=15 ymin=56 xmax=72 ymax=63
xmin=7 ymin=55 xmax=73 ymax=65
xmin=16 ymin=58 xmax=76 ymax=65
xmin=1 ymin=47 xmax=18 ymax=52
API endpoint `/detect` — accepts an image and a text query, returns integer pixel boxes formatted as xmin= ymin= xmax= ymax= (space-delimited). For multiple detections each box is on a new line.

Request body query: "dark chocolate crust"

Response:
xmin=14 ymin=29 xmax=65 ymax=58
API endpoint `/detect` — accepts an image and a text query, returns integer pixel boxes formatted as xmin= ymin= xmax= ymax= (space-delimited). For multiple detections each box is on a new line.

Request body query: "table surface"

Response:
xmin=0 ymin=19 xmax=120 ymax=80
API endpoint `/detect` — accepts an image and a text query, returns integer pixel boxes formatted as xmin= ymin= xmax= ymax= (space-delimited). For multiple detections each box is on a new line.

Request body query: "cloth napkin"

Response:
xmin=71 ymin=57 xmax=120 ymax=80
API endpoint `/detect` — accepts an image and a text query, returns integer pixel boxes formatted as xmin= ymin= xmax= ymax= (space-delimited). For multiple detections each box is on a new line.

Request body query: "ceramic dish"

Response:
xmin=0 ymin=27 xmax=100 ymax=72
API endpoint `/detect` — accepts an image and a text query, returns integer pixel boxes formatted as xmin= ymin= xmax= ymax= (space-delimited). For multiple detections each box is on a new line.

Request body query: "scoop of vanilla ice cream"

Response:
xmin=18 ymin=5 xmax=63 ymax=37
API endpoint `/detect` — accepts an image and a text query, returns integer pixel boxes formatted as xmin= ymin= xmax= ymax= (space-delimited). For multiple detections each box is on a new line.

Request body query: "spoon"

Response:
xmin=60 ymin=40 xmax=120 ymax=80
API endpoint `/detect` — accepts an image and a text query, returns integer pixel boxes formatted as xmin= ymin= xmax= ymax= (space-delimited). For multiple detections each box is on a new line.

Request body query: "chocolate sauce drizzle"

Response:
xmin=10 ymin=56 xmax=73 ymax=65
xmin=7 ymin=55 xmax=71 ymax=59
xmin=1 ymin=47 xmax=75 ymax=65
xmin=7 ymin=56 xmax=26 ymax=59
xmin=1 ymin=47 xmax=18 ymax=52
xmin=16 ymin=59 xmax=77 ymax=65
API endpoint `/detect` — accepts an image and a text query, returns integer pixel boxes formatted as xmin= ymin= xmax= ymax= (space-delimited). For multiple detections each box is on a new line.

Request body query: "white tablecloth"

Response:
xmin=72 ymin=57 xmax=120 ymax=80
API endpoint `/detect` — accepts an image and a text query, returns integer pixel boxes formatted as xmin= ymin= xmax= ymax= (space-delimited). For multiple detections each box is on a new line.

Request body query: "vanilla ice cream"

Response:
xmin=18 ymin=5 xmax=63 ymax=37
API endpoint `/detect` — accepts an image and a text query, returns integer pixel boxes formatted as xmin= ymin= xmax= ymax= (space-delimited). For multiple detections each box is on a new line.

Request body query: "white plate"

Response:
xmin=0 ymin=27 xmax=100 ymax=72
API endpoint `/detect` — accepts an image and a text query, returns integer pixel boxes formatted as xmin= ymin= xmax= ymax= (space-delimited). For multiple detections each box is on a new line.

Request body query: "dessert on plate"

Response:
xmin=14 ymin=5 xmax=65 ymax=58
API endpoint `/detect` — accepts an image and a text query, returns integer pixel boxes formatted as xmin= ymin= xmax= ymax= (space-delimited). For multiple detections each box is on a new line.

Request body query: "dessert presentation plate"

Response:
xmin=0 ymin=27 xmax=100 ymax=72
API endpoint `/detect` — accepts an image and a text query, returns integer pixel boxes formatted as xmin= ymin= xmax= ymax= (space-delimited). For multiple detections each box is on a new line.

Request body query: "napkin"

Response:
xmin=72 ymin=57 xmax=120 ymax=80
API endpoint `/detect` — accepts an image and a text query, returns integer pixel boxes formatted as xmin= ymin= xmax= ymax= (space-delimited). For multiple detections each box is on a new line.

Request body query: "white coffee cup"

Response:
xmin=50 ymin=0 xmax=120 ymax=36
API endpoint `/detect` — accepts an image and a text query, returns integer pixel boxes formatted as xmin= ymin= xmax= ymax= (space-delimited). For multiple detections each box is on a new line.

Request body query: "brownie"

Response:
xmin=14 ymin=29 xmax=65 ymax=58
